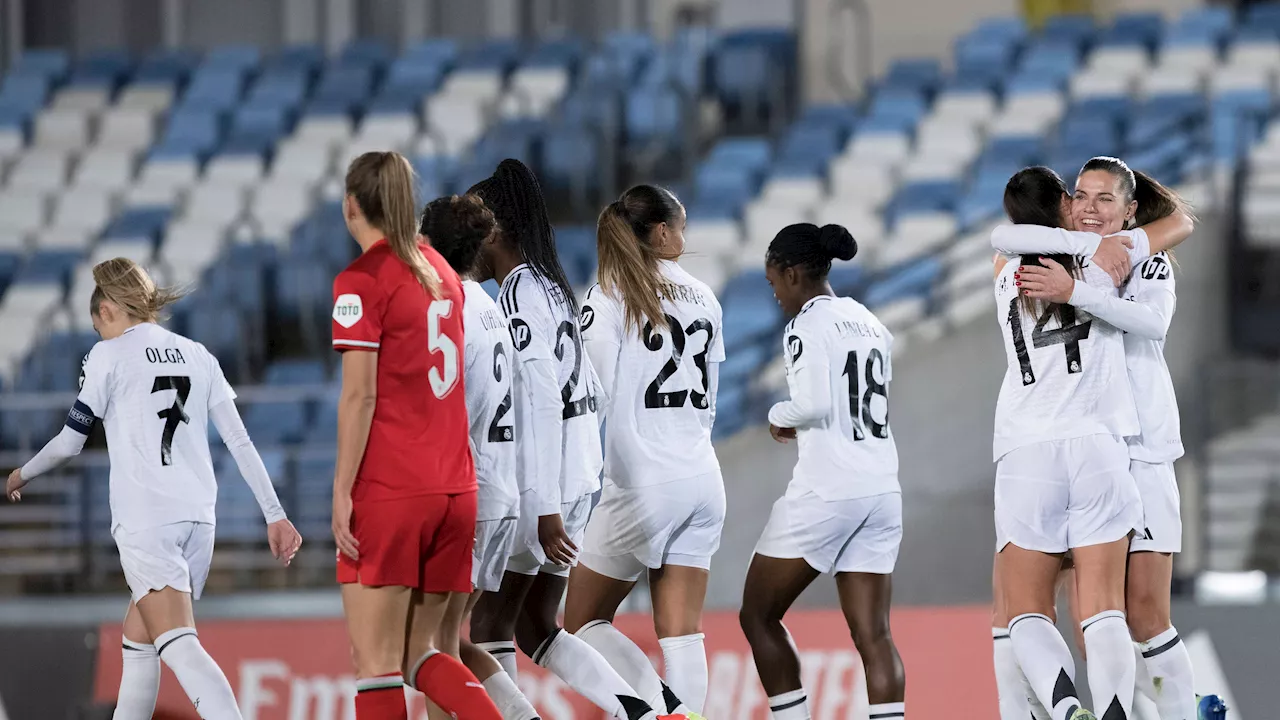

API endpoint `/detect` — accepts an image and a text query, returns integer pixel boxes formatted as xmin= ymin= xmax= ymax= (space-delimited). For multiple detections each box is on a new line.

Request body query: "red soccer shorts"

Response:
xmin=337 ymin=491 xmax=477 ymax=593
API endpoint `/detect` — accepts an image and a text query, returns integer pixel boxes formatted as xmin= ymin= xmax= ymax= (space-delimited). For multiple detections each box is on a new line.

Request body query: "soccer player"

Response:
xmin=997 ymin=160 xmax=1225 ymax=720
xmin=564 ymin=185 xmax=725 ymax=718
xmin=5 ymin=257 xmax=302 ymax=720
xmin=466 ymin=159 xmax=660 ymax=720
xmin=738 ymin=223 xmax=906 ymax=720
xmin=419 ymin=193 xmax=542 ymax=720
xmin=330 ymin=152 xmax=501 ymax=720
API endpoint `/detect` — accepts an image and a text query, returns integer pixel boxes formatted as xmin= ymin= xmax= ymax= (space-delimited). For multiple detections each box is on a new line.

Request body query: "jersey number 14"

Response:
xmin=1006 ymin=298 xmax=1092 ymax=386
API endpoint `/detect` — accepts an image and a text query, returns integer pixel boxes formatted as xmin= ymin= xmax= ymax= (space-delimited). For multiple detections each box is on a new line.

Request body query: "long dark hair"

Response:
xmin=597 ymin=184 xmax=683 ymax=336
xmin=468 ymin=159 xmax=578 ymax=313
xmin=419 ymin=194 xmax=496 ymax=278
xmin=1003 ymin=166 xmax=1081 ymax=321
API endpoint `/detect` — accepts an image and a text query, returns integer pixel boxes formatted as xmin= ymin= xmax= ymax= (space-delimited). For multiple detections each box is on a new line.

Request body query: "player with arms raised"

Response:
xmin=329 ymin=152 xmax=501 ymax=720
xmin=738 ymin=223 xmax=907 ymax=720
xmin=6 ymin=258 xmax=301 ymax=720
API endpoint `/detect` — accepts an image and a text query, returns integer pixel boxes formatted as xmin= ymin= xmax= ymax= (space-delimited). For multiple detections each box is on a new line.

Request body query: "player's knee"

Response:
xmin=1125 ymin=601 xmax=1170 ymax=643
xmin=738 ymin=605 xmax=769 ymax=642
xmin=849 ymin=614 xmax=892 ymax=653
xmin=514 ymin=618 xmax=554 ymax=658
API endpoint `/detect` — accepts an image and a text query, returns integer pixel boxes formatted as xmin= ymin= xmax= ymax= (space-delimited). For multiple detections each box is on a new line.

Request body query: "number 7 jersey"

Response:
xmin=992 ymin=255 xmax=1139 ymax=461
xmin=769 ymin=296 xmax=900 ymax=502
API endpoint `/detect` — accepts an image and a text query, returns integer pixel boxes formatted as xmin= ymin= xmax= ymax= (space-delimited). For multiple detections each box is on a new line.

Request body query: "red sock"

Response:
xmin=355 ymin=673 xmax=408 ymax=720
xmin=412 ymin=651 xmax=503 ymax=720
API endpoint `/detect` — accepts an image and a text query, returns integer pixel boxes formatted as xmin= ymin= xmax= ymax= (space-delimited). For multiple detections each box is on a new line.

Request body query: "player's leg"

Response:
xmin=1003 ymin=545 xmax=1087 ymax=720
xmin=1072 ymin=537 xmax=1136 ymax=720
xmin=835 ymin=573 xmax=904 ymax=719
xmin=459 ymin=591 xmax=541 ymax=720
xmin=343 ymin=584 xmax=414 ymax=720
xmin=738 ymin=554 xmax=820 ymax=720
xmin=992 ymin=553 xmax=1050 ymax=720
xmin=650 ymin=564 xmax=711 ymax=715
xmin=420 ymin=591 xmax=471 ymax=720
xmin=471 ymin=570 xmax=536 ymax=679
xmin=520 ymin=569 xmax=656 ymax=720
xmin=122 ymin=523 xmax=240 ymax=719
xmin=404 ymin=492 xmax=501 ymax=720
xmin=113 ymin=601 xmax=159 ymax=720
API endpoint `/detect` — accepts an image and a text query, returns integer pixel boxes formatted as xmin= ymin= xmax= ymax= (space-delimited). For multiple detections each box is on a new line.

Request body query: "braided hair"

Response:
xmin=468 ymin=159 xmax=578 ymax=313
xmin=765 ymin=223 xmax=858 ymax=280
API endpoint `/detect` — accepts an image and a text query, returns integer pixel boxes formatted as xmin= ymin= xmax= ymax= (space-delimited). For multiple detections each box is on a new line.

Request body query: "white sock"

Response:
xmin=482 ymin=670 xmax=541 ymax=720
xmin=113 ymin=638 xmax=160 ymax=720
xmin=477 ymin=640 xmax=519 ymax=681
xmin=768 ymin=689 xmax=810 ymax=720
xmin=1138 ymin=626 xmax=1197 ymax=720
xmin=994 ymin=628 xmax=1050 ymax=720
xmin=659 ymin=633 xmax=707 ymax=715
xmin=868 ymin=701 xmax=905 ymax=719
xmin=534 ymin=629 xmax=648 ymax=719
xmin=154 ymin=627 xmax=242 ymax=719
xmin=1133 ymin=643 xmax=1157 ymax=703
xmin=1009 ymin=613 xmax=1082 ymax=720
xmin=576 ymin=620 xmax=687 ymax=714
xmin=1082 ymin=611 xmax=1135 ymax=720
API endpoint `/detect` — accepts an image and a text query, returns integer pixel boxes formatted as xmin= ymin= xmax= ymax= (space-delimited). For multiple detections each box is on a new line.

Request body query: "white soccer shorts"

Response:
xmin=472 ymin=516 xmax=518 ymax=592
xmin=579 ymin=471 xmax=726 ymax=582
xmin=506 ymin=492 xmax=593 ymax=578
xmin=1130 ymin=460 xmax=1181 ymax=554
xmin=113 ymin=521 xmax=215 ymax=604
xmin=754 ymin=488 xmax=902 ymax=575
xmin=994 ymin=433 xmax=1143 ymax=554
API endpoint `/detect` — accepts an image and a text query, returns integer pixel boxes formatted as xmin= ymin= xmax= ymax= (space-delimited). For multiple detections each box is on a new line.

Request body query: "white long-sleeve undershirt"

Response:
xmin=768 ymin=354 xmax=833 ymax=429
xmin=210 ymin=400 xmax=287 ymax=524
xmin=523 ymin=356 xmax=565 ymax=515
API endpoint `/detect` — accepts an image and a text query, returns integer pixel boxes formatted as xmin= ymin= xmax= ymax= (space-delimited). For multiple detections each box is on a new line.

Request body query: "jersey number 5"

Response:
xmin=428 ymin=299 xmax=461 ymax=399
xmin=842 ymin=349 xmax=889 ymax=441
xmin=1006 ymin=298 xmax=1092 ymax=386
xmin=151 ymin=376 xmax=191 ymax=466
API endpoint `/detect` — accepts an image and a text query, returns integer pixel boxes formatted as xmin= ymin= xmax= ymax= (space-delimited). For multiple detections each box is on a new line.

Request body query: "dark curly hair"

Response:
xmin=419 ymin=194 xmax=496 ymax=277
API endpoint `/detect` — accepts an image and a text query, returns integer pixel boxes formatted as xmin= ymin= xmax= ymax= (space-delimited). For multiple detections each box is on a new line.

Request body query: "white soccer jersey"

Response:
xmin=991 ymin=234 xmax=1140 ymax=460
xmin=768 ymin=296 xmax=900 ymax=501
xmin=462 ymin=280 xmax=519 ymax=521
xmin=581 ymin=260 xmax=725 ymax=489
xmin=498 ymin=264 xmax=603 ymax=514
xmin=73 ymin=323 xmax=233 ymax=533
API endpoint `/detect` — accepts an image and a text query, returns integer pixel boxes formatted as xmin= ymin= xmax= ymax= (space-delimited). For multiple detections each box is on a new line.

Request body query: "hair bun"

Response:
xmin=818 ymin=224 xmax=857 ymax=261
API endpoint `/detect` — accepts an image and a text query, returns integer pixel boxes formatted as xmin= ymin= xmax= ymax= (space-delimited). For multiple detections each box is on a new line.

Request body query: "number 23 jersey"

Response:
xmin=992 ymin=255 xmax=1138 ymax=461
xmin=770 ymin=296 xmax=900 ymax=502
xmin=75 ymin=322 xmax=232 ymax=533
xmin=581 ymin=260 xmax=725 ymax=489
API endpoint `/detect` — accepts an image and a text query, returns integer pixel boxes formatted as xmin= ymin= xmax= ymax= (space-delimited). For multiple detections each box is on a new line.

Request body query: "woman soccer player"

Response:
xmin=5 ymin=257 xmax=302 ymax=720
xmin=738 ymin=223 xmax=907 ymax=720
xmin=564 ymin=185 xmax=726 ymax=718
xmin=465 ymin=159 xmax=660 ymax=720
xmin=329 ymin=151 xmax=501 ymax=720
xmin=419 ymin=193 xmax=541 ymax=720
xmin=996 ymin=159 xmax=1225 ymax=720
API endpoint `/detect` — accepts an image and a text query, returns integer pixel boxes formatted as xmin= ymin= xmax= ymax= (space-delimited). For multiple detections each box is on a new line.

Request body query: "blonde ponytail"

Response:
xmin=89 ymin=258 xmax=186 ymax=323
xmin=597 ymin=201 xmax=666 ymax=335
xmin=346 ymin=151 xmax=442 ymax=298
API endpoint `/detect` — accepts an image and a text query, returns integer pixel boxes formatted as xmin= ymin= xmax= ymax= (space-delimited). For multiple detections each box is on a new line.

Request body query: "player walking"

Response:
xmin=5 ymin=257 xmax=302 ymax=720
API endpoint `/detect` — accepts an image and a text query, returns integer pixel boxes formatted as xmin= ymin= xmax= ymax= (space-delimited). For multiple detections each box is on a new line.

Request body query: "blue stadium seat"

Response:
xmin=864 ymin=259 xmax=943 ymax=308
xmin=404 ymin=39 xmax=460 ymax=68
xmin=890 ymin=180 xmax=963 ymax=218
xmin=0 ymin=74 xmax=51 ymax=113
xmin=15 ymin=49 xmax=70 ymax=80
xmin=705 ymin=137 xmax=773 ymax=174
xmin=882 ymin=58 xmax=943 ymax=93
xmin=160 ymin=109 xmax=222 ymax=155
xmin=541 ymin=125 xmax=600 ymax=190
xmin=711 ymin=28 xmax=795 ymax=106
xmin=230 ymin=104 xmax=294 ymax=143
xmin=15 ymin=250 xmax=83 ymax=287
xmin=866 ymin=89 xmax=927 ymax=125
xmin=102 ymin=207 xmax=173 ymax=243
xmin=179 ymin=70 xmax=244 ymax=112
xmin=555 ymin=225 xmax=597 ymax=289
xmin=383 ymin=57 xmax=446 ymax=97
xmin=133 ymin=48 xmax=198 ymax=84
xmin=268 ymin=45 xmax=325 ymax=75
xmin=204 ymin=45 xmax=261 ymax=73
xmin=1041 ymin=14 xmax=1095 ymax=45
xmin=340 ymin=39 xmax=394 ymax=69
xmin=0 ymin=252 xmax=23 ymax=296
xmin=265 ymin=359 xmax=327 ymax=386
xmin=720 ymin=270 xmax=782 ymax=354
xmin=242 ymin=401 xmax=309 ymax=445
xmin=625 ymin=86 xmax=682 ymax=148
xmin=455 ymin=39 xmax=520 ymax=73
xmin=70 ymin=50 xmax=132 ymax=88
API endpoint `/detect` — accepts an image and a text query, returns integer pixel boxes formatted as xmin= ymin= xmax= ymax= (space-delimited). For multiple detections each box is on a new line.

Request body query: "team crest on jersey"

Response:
xmin=78 ymin=354 xmax=88 ymax=389
xmin=1140 ymin=255 xmax=1171 ymax=281
xmin=333 ymin=294 xmax=364 ymax=328
xmin=787 ymin=334 xmax=803 ymax=361
xmin=579 ymin=305 xmax=595 ymax=331
xmin=509 ymin=318 xmax=532 ymax=351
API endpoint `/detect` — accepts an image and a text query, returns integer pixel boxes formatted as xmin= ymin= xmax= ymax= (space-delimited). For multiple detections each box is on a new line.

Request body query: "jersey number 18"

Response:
xmin=842 ymin=349 xmax=889 ymax=441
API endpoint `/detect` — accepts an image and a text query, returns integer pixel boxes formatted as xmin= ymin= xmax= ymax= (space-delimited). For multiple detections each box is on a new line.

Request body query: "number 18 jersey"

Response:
xmin=769 ymin=296 xmax=900 ymax=502
xmin=992 ymin=252 xmax=1139 ymax=461
xmin=75 ymin=322 xmax=232 ymax=533
xmin=581 ymin=260 xmax=725 ymax=489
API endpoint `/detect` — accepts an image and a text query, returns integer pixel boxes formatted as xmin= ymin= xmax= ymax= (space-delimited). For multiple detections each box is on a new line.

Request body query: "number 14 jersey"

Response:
xmin=769 ymin=296 xmax=900 ymax=502
xmin=992 ymin=252 xmax=1139 ymax=461
xmin=76 ymin=322 xmax=232 ymax=533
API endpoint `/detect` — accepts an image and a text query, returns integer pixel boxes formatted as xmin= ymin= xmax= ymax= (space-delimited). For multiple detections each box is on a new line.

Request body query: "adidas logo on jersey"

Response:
xmin=332 ymin=294 xmax=364 ymax=329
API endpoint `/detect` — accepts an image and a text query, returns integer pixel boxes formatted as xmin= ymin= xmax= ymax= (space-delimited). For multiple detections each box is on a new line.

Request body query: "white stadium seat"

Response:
xmin=51 ymin=87 xmax=111 ymax=113
xmin=34 ymin=227 xmax=94 ymax=253
xmin=6 ymin=150 xmax=72 ymax=192
xmin=1086 ymin=47 xmax=1151 ymax=77
xmin=827 ymin=160 xmax=896 ymax=210
xmin=295 ymin=115 xmax=354 ymax=147
xmin=96 ymin=107 xmax=158 ymax=151
xmin=1227 ymin=41 xmax=1280 ymax=71
xmin=842 ymin=131 xmax=911 ymax=167
xmin=116 ymin=85 xmax=175 ymax=113
xmin=124 ymin=181 xmax=185 ymax=209
xmin=424 ymin=94 xmax=488 ymax=156
xmin=760 ymin=175 xmax=826 ymax=207
xmin=74 ymin=148 xmax=137 ymax=190
xmin=203 ymin=153 xmax=266 ymax=187
xmin=0 ymin=190 xmax=50 ymax=235
xmin=440 ymin=71 xmax=505 ymax=106
xmin=684 ymin=219 xmax=742 ymax=257
xmin=50 ymin=190 xmax=114 ymax=234
xmin=34 ymin=108 xmax=93 ymax=149
xmin=356 ymin=113 xmax=420 ymax=148
xmin=930 ymin=91 xmax=997 ymax=127
xmin=269 ymin=140 xmax=332 ymax=184
xmin=183 ymin=183 xmax=246 ymax=226
xmin=138 ymin=155 xmax=200 ymax=188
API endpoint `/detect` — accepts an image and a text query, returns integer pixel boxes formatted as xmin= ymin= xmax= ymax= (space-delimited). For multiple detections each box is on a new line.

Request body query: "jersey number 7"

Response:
xmin=151 ymin=376 xmax=191 ymax=466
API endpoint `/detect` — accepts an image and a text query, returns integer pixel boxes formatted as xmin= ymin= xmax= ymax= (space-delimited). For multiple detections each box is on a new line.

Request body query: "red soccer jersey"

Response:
xmin=331 ymin=240 xmax=476 ymax=501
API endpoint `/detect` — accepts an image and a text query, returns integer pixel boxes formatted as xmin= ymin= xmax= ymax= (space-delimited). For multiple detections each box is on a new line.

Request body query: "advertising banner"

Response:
xmin=93 ymin=606 xmax=997 ymax=719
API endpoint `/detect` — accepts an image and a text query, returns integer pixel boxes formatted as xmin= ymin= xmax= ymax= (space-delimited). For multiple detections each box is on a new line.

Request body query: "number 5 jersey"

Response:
xmin=768 ymin=295 xmax=900 ymax=501
xmin=991 ymin=228 xmax=1147 ymax=461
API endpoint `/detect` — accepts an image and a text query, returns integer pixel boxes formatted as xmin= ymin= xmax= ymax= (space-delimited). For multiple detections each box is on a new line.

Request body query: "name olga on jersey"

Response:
xmin=146 ymin=347 xmax=187 ymax=364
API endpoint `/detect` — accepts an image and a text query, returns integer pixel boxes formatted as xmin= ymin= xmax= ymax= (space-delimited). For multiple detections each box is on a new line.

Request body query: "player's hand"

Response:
xmin=1093 ymin=233 xmax=1133 ymax=287
xmin=268 ymin=518 xmax=302 ymax=567
xmin=769 ymin=424 xmax=796 ymax=443
xmin=538 ymin=513 xmax=577 ymax=566
xmin=1018 ymin=258 xmax=1076 ymax=304
xmin=332 ymin=492 xmax=359 ymax=562
xmin=6 ymin=468 xmax=25 ymax=502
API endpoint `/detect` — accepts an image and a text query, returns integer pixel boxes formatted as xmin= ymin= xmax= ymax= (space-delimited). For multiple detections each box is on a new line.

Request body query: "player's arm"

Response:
xmin=579 ymin=286 xmax=621 ymax=414
xmin=1140 ymin=210 xmax=1195 ymax=255
xmin=210 ymin=401 xmax=286 ymax=523
xmin=768 ymin=326 xmax=832 ymax=430
xmin=704 ymin=301 xmax=726 ymax=431
xmin=507 ymin=295 xmax=564 ymax=516
xmin=7 ymin=350 xmax=108 ymax=499
xmin=1065 ymin=279 xmax=1174 ymax=341
xmin=991 ymin=224 xmax=1103 ymax=257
